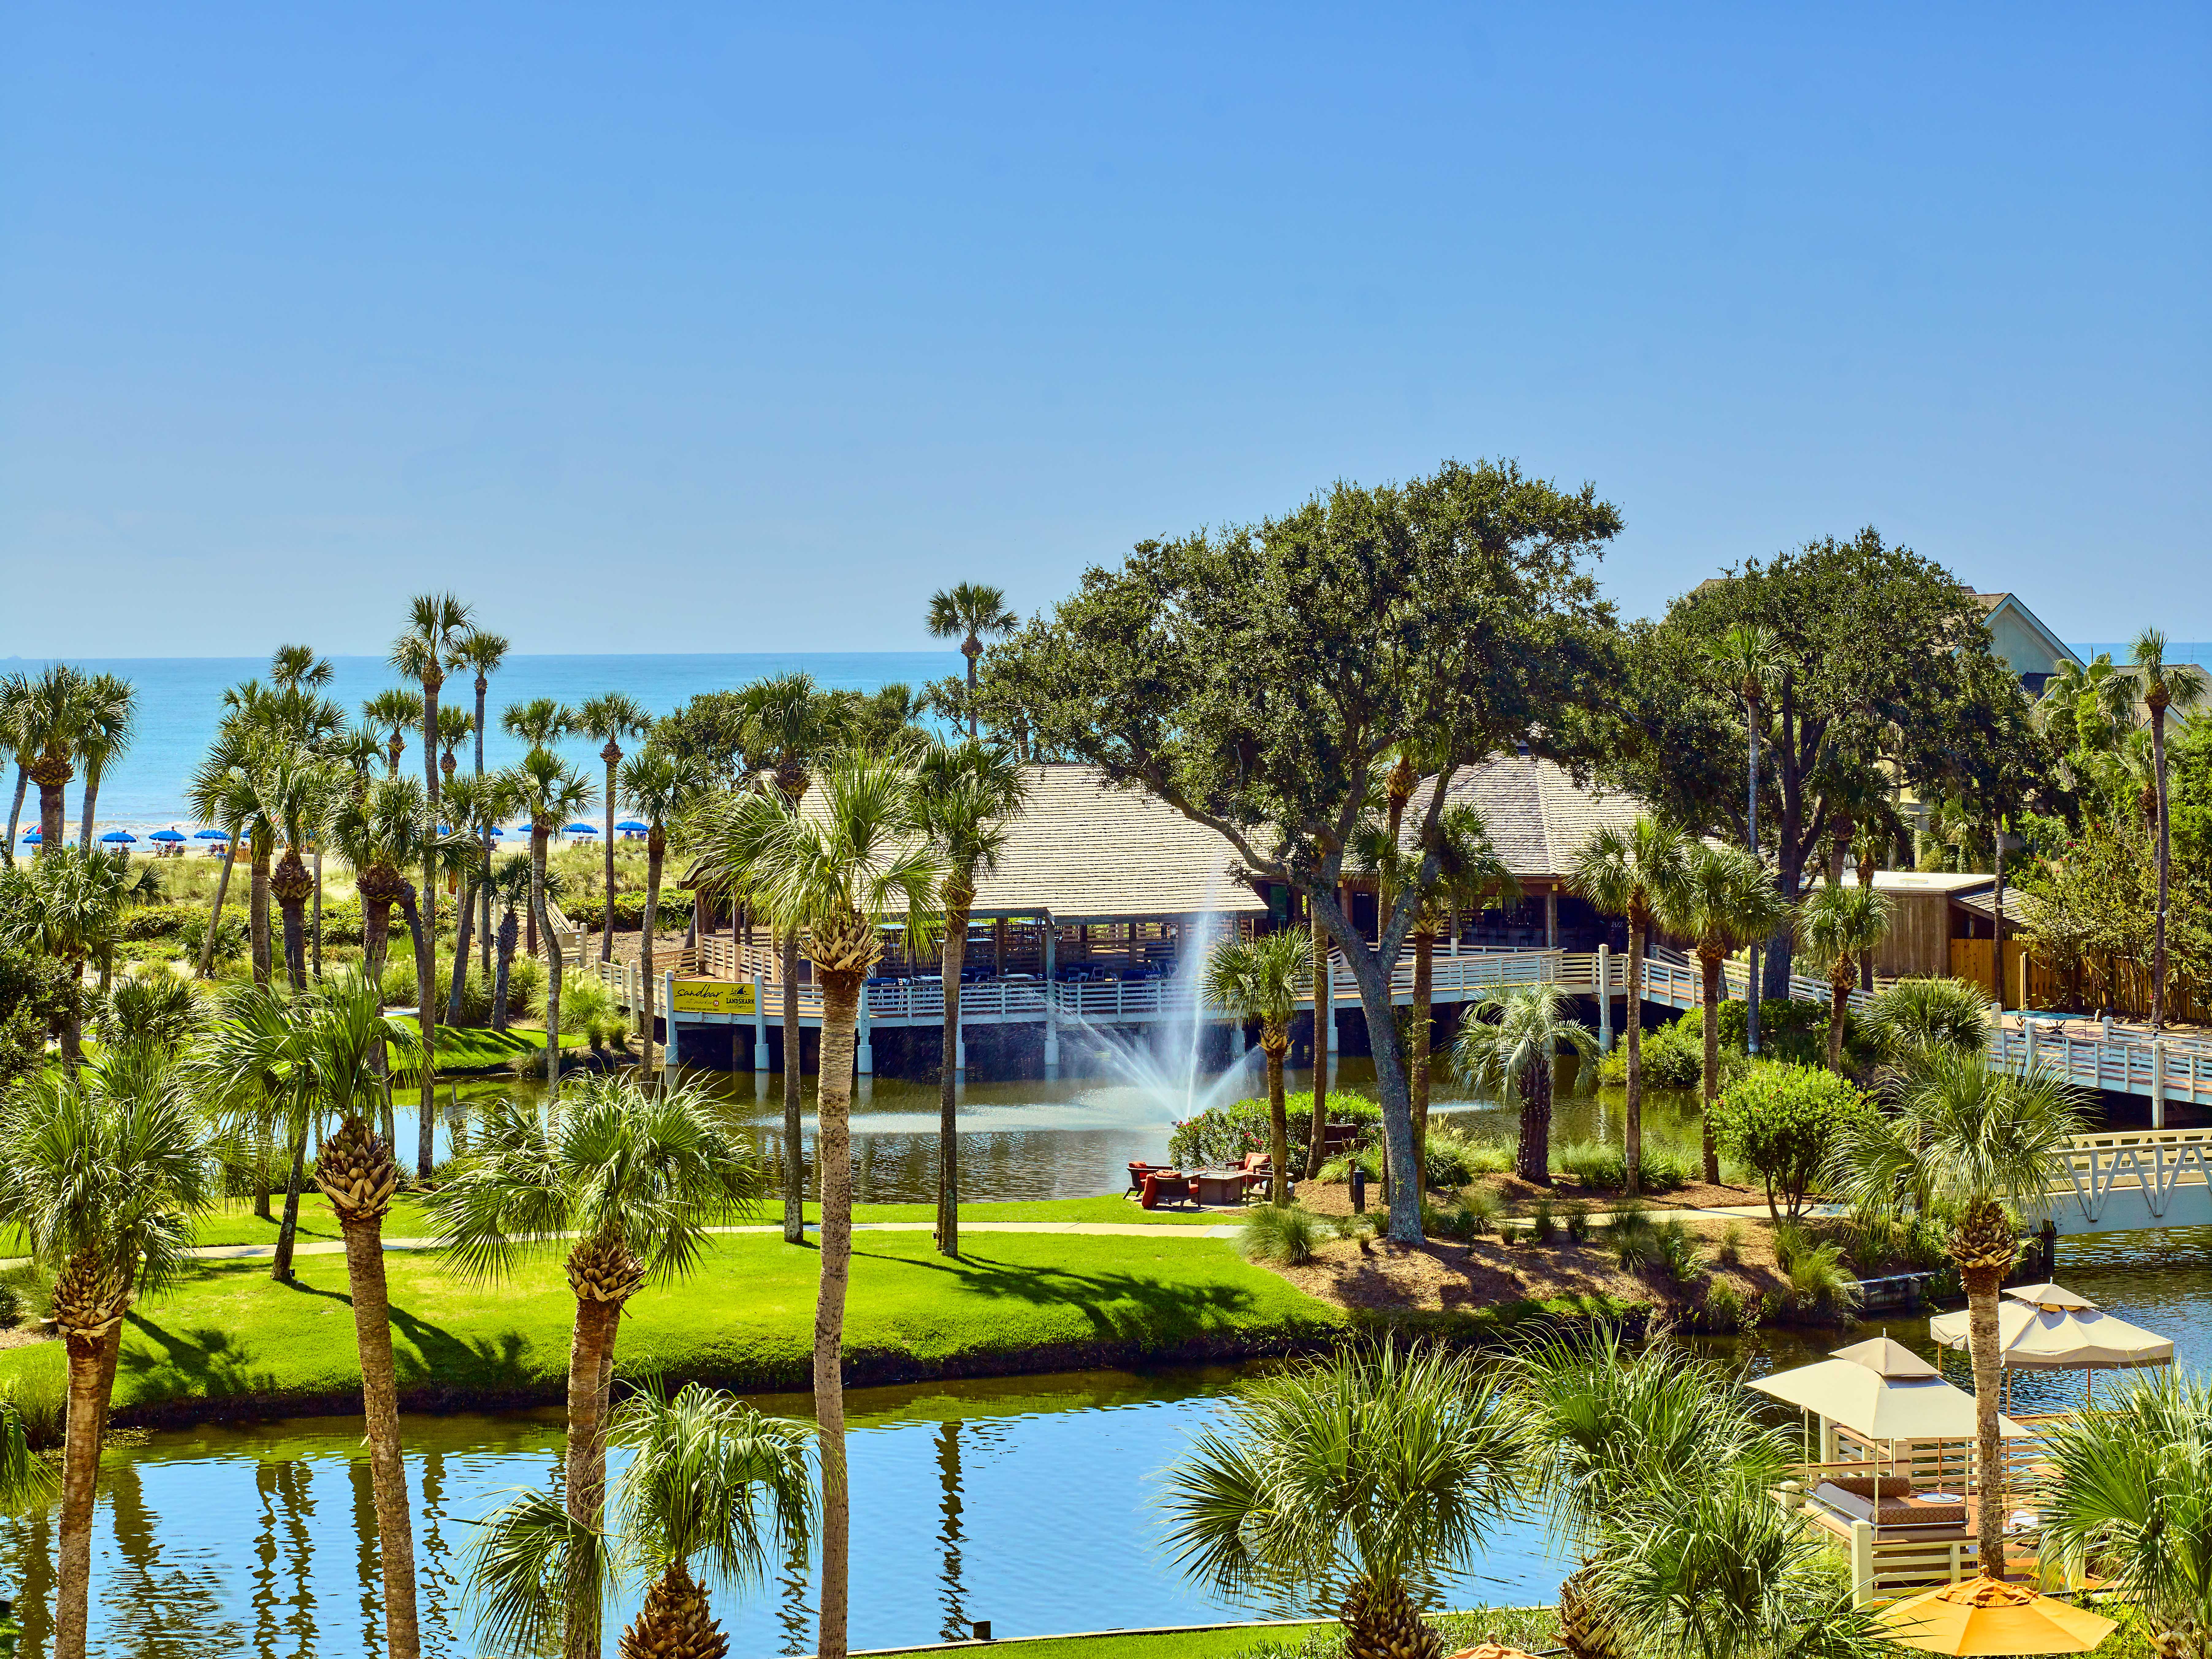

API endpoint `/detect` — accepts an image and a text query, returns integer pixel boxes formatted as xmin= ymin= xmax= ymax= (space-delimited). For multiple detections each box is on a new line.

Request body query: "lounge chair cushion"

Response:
xmin=1811 ymin=1481 xmax=1967 ymax=1530
xmin=1827 ymin=1476 xmax=1913 ymax=1501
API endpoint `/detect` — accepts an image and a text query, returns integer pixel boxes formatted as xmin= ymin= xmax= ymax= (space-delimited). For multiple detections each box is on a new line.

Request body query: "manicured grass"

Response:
xmin=867 ymin=1625 xmax=1330 ymax=1659
xmin=0 ymin=1230 xmax=1345 ymax=1418
xmin=767 ymin=1195 xmax=1227 ymax=1228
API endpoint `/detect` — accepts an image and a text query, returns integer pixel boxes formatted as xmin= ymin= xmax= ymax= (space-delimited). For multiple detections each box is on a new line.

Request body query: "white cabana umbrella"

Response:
xmin=1752 ymin=1337 xmax=2034 ymax=1444
xmin=1931 ymin=1283 xmax=2173 ymax=1409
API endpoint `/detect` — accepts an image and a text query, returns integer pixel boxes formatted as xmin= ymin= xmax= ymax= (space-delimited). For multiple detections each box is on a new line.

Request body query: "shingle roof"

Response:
xmin=1404 ymin=753 xmax=1649 ymax=882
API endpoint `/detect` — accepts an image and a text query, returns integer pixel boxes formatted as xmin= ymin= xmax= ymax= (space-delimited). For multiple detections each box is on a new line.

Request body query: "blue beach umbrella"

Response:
xmin=195 ymin=828 xmax=230 ymax=841
xmin=150 ymin=829 xmax=185 ymax=843
xmin=100 ymin=830 xmax=137 ymax=844
xmin=486 ymin=827 xmax=505 ymax=839
xmin=18 ymin=830 xmax=39 ymax=845
xmin=564 ymin=822 xmax=597 ymax=835
xmin=615 ymin=821 xmax=649 ymax=833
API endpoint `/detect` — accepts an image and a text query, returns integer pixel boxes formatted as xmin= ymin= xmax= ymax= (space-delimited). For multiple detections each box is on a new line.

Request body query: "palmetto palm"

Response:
xmin=487 ymin=853 xmax=536 ymax=1031
xmin=1825 ymin=1050 xmax=2084 ymax=1571
xmin=0 ymin=1047 xmax=216 ymax=1659
xmin=363 ymin=687 xmax=424 ymax=779
xmin=1453 ymin=983 xmax=1597 ymax=1184
xmin=1204 ymin=929 xmax=1311 ymax=1204
xmin=618 ymin=746 xmax=711 ymax=1076
xmin=686 ymin=748 xmax=940 ymax=1659
xmin=187 ymin=715 xmax=256 ymax=978
xmin=1354 ymin=800 xmax=1516 ymax=1175
xmin=1859 ymin=976 xmax=1993 ymax=1074
xmin=452 ymin=627 xmax=512 ymax=971
xmin=504 ymin=695 xmax=580 ymax=752
xmin=71 ymin=673 xmax=136 ymax=850
xmin=12 ymin=663 xmax=95 ymax=860
xmin=1707 ymin=624 xmax=1779 ymax=1047
xmin=440 ymin=770 xmax=516 ymax=1024
xmin=254 ymin=742 xmax=343 ymax=991
xmin=0 ymin=844 xmax=128 ymax=1072
xmin=1795 ymin=881 xmax=1889 ymax=1073
xmin=509 ymin=747 xmax=596 ymax=1092
xmin=1567 ymin=818 xmax=1688 ymax=1196
xmin=471 ymin=1383 xmax=813 ymax=1659
xmin=324 ymin=774 xmax=429 ymax=984
xmin=2125 ymin=628 xmax=2211 ymax=1028
xmin=733 ymin=671 xmax=845 ymax=1245
xmin=428 ymin=1075 xmax=761 ymax=1659
xmin=925 ymin=582 xmax=1018 ymax=738
xmin=1508 ymin=1329 xmax=1787 ymax=1659
xmin=1655 ymin=843 xmax=1790 ymax=1179
xmin=1163 ymin=1343 xmax=1517 ymax=1659
xmin=2040 ymin=1368 xmax=2212 ymax=1657
xmin=579 ymin=693 xmax=654 ymax=965
xmin=913 ymin=738 xmax=1029 ymax=1253
xmin=0 ymin=671 xmax=32 ymax=870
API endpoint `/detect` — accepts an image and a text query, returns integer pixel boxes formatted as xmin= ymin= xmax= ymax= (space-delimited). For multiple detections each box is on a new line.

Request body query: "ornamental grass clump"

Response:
xmin=1238 ymin=1203 xmax=1326 ymax=1267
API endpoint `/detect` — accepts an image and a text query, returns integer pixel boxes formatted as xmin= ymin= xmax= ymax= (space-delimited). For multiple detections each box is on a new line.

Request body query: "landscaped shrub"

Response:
xmin=1714 ymin=1220 xmax=1745 ymax=1269
xmin=1561 ymin=1200 xmax=1590 ymax=1244
xmin=1423 ymin=1122 xmax=1509 ymax=1188
xmin=1554 ymin=1138 xmax=1693 ymax=1194
xmin=1237 ymin=1204 xmax=1326 ymax=1266
xmin=1701 ymin=1280 xmax=1756 ymax=1333
xmin=1530 ymin=1198 xmax=1557 ymax=1243
xmin=116 ymin=902 xmax=196 ymax=942
xmin=1709 ymin=1063 xmax=1870 ymax=1221
xmin=1168 ymin=1092 xmax=1381 ymax=1171
xmin=1713 ymin=996 xmax=1849 ymax=1069
xmin=177 ymin=909 xmax=248 ymax=965
xmin=1653 ymin=1217 xmax=1703 ymax=1282
xmin=1445 ymin=1186 xmax=1502 ymax=1239
xmin=1781 ymin=1238 xmax=1863 ymax=1323
xmin=1596 ymin=1014 xmax=1706 ymax=1088
xmin=1607 ymin=1204 xmax=1659 ymax=1271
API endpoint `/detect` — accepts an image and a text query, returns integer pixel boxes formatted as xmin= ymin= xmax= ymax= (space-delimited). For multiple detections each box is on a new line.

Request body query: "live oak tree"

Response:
xmin=1598 ymin=528 xmax=2045 ymax=996
xmin=980 ymin=459 xmax=1620 ymax=1243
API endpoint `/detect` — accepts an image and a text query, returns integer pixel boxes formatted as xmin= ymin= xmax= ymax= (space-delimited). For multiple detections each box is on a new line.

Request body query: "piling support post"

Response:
xmin=664 ymin=971 xmax=679 ymax=1072
xmin=2153 ymin=1039 xmax=2167 ymax=1130
xmin=752 ymin=970 xmax=769 ymax=1070
xmin=1597 ymin=943 xmax=1613 ymax=1052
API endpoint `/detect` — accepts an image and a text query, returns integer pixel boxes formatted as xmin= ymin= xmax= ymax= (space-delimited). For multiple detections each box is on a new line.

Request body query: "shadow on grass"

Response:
xmin=866 ymin=1243 xmax=1282 ymax=1343
xmin=120 ymin=1316 xmax=281 ymax=1403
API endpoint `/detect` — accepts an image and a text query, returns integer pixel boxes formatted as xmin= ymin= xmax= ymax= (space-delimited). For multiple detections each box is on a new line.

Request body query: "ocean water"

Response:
xmin=1 ymin=652 xmax=963 ymax=832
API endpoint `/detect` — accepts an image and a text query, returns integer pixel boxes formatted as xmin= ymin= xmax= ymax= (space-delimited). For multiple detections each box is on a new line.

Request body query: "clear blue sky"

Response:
xmin=2 ymin=4 xmax=2204 ymax=658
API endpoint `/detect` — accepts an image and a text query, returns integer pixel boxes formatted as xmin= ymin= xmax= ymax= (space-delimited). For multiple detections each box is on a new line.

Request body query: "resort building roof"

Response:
xmin=1392 ymin=751 xmax=1649 ymax=885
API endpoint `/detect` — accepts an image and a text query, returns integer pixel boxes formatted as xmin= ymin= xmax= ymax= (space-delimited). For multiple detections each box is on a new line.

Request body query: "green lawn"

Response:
xmin=0 ymin=1229 xmax=1345 ymax=1417
xmin=859 ymin=1607 xmax=1562 ymax=1659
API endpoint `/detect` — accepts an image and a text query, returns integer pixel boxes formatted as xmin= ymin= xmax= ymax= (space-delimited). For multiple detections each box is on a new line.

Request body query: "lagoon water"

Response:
xmin=16 ymin=651 xmax=962 ymax=831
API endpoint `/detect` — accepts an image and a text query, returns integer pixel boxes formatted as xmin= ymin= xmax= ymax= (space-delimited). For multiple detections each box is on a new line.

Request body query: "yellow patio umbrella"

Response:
xmin=1446 ymin=1645 xmax=1541 ymax=1659
xmin=1880 ymin=1574 xmax=2117 ymax=1655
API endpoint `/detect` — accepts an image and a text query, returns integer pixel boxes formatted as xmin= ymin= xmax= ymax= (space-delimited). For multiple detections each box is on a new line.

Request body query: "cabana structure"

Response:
xmin=1929 ymin=1282 xmax=2173 ymax=1409
xmin=1756 ymin=1337 xmax=2033 ymax=1603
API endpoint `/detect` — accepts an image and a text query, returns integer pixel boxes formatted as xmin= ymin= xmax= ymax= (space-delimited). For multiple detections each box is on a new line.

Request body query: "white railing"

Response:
xmin=2049 ymin=1125 xmax=2212 ymax=1222
xmin=1991 ymin=1024 xmax=2212 ymax=1110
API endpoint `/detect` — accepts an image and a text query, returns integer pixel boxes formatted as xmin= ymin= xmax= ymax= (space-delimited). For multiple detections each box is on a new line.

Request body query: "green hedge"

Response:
xmin=1169 ymin=1092 xmax=1382 ymax=1170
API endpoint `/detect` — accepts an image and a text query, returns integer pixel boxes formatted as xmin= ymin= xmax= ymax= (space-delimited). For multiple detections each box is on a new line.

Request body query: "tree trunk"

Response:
xmin=1858 ymin=848 xmax=1878 ymax=994
xmin=2151 ymin=709 xmax=2169 ymax=1029
xmin=641 ymin=836 xmax=663 ymax=1074
xmin=278 ymin=894 xmax=308 ymax=992
xmin=937 ymin=882 xmax=971 ymax=1257
xmin=2 ymin=763 xmax=25 ymax=869
xmin=399 ymin=887 xmax=437 ymax=1175
xmin=58 ymin=966 xmax=86 ymax=1075
xmin=1264 ymin=1029 xmax=1290 ymax=1203
xmin=250 ymin=840 xmax=273 ymax=987
xmin=33 ymin=761 xmax=69 ymax=860
xmin=1699 ymin=948 xmax=1723 ymax=1183
xmin=1991 ymin=830 xmax=2007 ymax=1012
xmin=1829 ymin=966 xmax=1849 ymax=1074
xmin=601 ymin=748 xmax=620 ymax=964
xmin=200 ymin=838 xmax=239 ymax=976
xmin=54 ymin=1329 xmax=108 ymax=1659
xmin=1624 ymin=911 xmax=1645 ymax=1197
xmin=363 ymin=893 xmax=393 ymax=985
xmin=77 ymin=762 xmax=103 ymax=850
xmin=477 ymin=675 xmax=494 ymax=976
xmin=562 ymin=1293 xmax=623 ymax=1659
xmin=964 ymin=644 xmax=980 ymax=739
xmin=312 ymin=849 xmax=325 ymax=979
xmin=1305 ymin=920 xmax=1330 ymax=1179
xmin=534 ymin=830 xmax=563 ymax=1096
xmin=1517 ymin=1051 xmax=1553 ymax=1184
xmin=815 ymin=969 xmax=863 ymax=1659
xmin=270 ymin=1124 xmax=310 ymax=1282
xmin=335 ymin=1201 xmax=422 ymax=1659
xmin=446 ymin=874 xmax=478 ymax=1024
xmin=783 ymin=930 xmax=805 ymax=1245
xmin=1411 ymin=926 xmax=1433 ymax=1182
xmin=1311 ymin=886 xmax=1421 ymax=1243
xmin=492 ymin=906 xmax=517 ymax=1031
xmin=1964 ymin=1260 xmax=2008 ymax=1575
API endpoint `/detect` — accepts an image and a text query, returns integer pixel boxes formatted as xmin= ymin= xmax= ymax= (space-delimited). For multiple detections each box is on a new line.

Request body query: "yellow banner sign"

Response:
xmin=672 ymin=979 xmax=757 ymax=1016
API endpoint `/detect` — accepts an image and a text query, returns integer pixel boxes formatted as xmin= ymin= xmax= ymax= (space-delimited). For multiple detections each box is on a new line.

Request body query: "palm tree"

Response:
xmin=686 ymin=748 xmax=939 ymax=1659
xmin=1859 ymin=976 xmax=1993 ymax=1072
xmin=2040 ymin=1368 xmax=2212 ymax=1657
xmin=15 ymin=664 xmax=94 ymax=861
xmin=502 ymin=698 xmax=578 ymax=954
xmin=187 ymin=720 xmax=255 ymax=979
xmin=2125 ymin=629 xmax=2211 ymax=1029
xmin=913 ymin=738 xmax=1028 ymax=1253
xmin=1354 ymin=800 xmax=1516 ymax=1175
xmin=323 ymin=775 xmax=427 ymax=985
xmin=578 ymin=693 xmax=653 ymax=965
xmin=617 ymin=746 xmax=710 ymax=1075
xmin=0 ymin=671 xmax=31 ymax=870
xmin=0 ymin=1047 xmax=216 ymax=1659
xmin=362 ymin=687 xmax=424 ymax=779
xmin=428 ymin=1075 xmax=761 ymax=1659
xmin=451 ymin=628 xmax=512 ymax=972
xmin=1655 ymin=843 xmax=1791 ymax=1180
xmin=1795 ymin=882 xmax=1889 ymax=1073
xmin=71 ymin=674 xmax=136 ymax=850
xmin=97 ymin=966 xmax=203 ymax=1057
xmin=1203 ymin=930 xmax=1310 ymax=1203
xmin=734 ymin=672 xmax=843 ymax=1245
xmin=1508 ymin=1328 xmax=1788 ymax=1659
xmin=1453 ymin=983 xmax=1598 ymax=1184
xmin=270 ymin=647 xmax=340 ymax=975
xmin=392 ymin=594 xmax=474 ymax=1188
xmin=1163 ymin=1343 xmax=1518 ymax=1659
xmin=471 ymin=1383 xmax=814 ymax=1659
xmin=440 ymin=770 xmax=514 ymax=1025
xmin=192 ymin=983 xmax=321 ymax=1281
xmin=486 ymin=853 xmax=535 ymax=1031
xmin=926 ymin=583 xmax=1018 ymax=738
xmin=1567 ymin=818 xmax=1688 ymax=1197
xmin=257 ymin=744 xmax=341 ymax=992
xmin=508 ymin=748 xmax=595 ymax=1093
xmin=1825 ymin=1050 xmax=2084 ymax=1573
xmin=0 ymin=845 xmax=128 ymax=1072
xmin=1708 ymin=624 xmax=1779 ymax=1051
